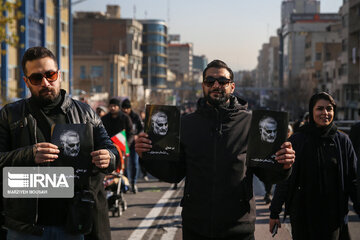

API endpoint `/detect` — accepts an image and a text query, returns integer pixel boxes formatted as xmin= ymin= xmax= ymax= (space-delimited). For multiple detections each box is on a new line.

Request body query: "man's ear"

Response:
xmin=230 ymin=82 xmax=235 ymax=93
xmin=23 ymin=76 xmax=30 ymax=88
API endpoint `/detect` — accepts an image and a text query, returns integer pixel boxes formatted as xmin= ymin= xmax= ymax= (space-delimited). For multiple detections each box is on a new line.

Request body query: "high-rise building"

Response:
xmin=256 ymin=43 xmax=270 ymax=88
xmin=281 ymin=0 xmax=320 ymax=26
xmin=192 ymin=55 xmax=208 ymax=85
xmin=282 ymin=13 xmax=340 ymax=89
xmin=168 ymin=43 xmax=193 ymax=81
xmin=140 ymin=19 xmax=168 ymax=89
xmin=268 ymin=36 xmax=280 ymax=88
xmin=193 ymin=55 xmax=208 ymax=72
xmin=0 ymin=0 xmax=72 ymax=100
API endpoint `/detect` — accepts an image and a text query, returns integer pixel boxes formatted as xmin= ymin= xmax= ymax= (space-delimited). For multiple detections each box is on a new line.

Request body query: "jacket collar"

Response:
xmin=59 ymin=89 xmax=72 ymax=114
xmin=25 ymin=89 xmax=70 ymax=115
xmin=197 ymin=95 xmax=247 ymax=112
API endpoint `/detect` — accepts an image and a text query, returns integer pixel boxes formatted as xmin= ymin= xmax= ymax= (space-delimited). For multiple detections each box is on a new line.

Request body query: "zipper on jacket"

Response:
xmin=210 ymin=108 xmax=220 ymax=237
xmin=33 ymin=118 xmax=39 ymax=224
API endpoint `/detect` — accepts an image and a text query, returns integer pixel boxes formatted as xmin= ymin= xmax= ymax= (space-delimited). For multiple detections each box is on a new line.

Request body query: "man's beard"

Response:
xmin=31 ymin=86 xmax=60 ymax=105
xmin=204 ymin=88 xmax=231 ymax=107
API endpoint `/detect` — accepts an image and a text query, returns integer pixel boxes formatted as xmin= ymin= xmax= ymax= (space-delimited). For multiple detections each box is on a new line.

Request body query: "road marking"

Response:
xmin=128 ymin=185 xmax=177 ymax=240
xmin=160 ymin=197 xmax=182 ymax=240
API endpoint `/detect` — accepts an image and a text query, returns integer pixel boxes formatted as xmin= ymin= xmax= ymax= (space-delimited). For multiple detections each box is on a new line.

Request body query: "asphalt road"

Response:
xmin=109 ymin=176 xmax=360 ymax=240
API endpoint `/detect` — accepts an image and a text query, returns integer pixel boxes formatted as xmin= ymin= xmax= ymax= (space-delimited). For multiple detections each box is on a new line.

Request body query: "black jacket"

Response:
xmin=0 ymin=90 xmax=118 ymax=237
xmin=141 ymin=96 xmax=291 ymax=237
xmin=270 ymin=130 xmax=360 ymax=223
xmin=102 ymin=111 xmax=134 ymax=147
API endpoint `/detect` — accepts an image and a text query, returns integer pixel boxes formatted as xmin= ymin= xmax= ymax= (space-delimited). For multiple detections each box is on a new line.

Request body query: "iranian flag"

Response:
xmin=111 ymin=130 xmax=130 ymax=156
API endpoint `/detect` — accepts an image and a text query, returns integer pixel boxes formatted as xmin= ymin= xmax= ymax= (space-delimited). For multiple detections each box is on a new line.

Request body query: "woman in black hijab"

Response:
xmin=269 ymin=92 xmax=360 ymax=240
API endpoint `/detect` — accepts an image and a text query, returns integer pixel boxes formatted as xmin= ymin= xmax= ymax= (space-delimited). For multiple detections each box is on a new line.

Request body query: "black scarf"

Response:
xmin=299 ymin=122 xmax=337 ymax=195
xmin=296 ymin=121 xmax=339 ymax=235
xmin=28 ymin=92 xmax=66 ymax=141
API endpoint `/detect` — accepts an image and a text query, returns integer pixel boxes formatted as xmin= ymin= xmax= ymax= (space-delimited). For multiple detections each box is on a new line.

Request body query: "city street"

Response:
xmin=109 ymin=176 xmax=360 ymax=239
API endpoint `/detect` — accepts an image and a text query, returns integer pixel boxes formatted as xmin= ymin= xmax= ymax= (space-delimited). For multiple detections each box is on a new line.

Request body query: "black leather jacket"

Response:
xmin=0 ymin=90 xmax=118 ymax=235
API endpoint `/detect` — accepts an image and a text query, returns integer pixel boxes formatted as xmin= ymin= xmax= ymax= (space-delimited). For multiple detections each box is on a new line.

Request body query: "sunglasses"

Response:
xmin=203 ymin=76 xmax=232 ymax=87
xmin=26 ymin=70 xmax=59 ymax=85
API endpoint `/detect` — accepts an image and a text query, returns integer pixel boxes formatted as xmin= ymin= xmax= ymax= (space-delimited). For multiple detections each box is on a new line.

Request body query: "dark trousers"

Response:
xmin=127 ymin=145 xmax=139 ymax=185
xmin=291 ymin=221 xmax=351 ymax=240
xmin=264 ymin=182 xmax=273 ymax=195
xmin=182 ymin=226 xmax=255 ymax=240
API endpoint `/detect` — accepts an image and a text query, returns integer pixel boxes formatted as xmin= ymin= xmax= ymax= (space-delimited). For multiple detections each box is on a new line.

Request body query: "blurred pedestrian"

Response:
xmin=269 ymin=92 xmax=360 ymax=240
xmin=121 ymin=99 xmax=143 ymax=193
xmin=96 ymin=106 xmax=107 ymax=117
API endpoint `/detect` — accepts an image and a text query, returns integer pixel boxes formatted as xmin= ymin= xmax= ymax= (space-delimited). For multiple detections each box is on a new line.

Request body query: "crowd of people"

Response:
xmin=0 ymin=46 xmax=359 ymax=240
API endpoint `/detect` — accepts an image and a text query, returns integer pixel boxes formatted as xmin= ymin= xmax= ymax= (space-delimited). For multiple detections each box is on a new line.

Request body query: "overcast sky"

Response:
xmin=72 ymin=0 xmax=343 ymax=71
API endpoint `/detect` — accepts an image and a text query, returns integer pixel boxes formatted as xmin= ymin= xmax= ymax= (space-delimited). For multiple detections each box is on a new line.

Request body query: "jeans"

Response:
xmin=127 ymin=145 xmax=139 ymax=185
xmin=7 ymin=227 xmax=84 ymax=240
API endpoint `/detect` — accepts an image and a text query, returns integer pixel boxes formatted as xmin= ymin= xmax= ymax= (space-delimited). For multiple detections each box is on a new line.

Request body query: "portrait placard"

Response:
xmin=143 ymin=105 xmax=181 ymax=162
xmin=246 ymin=110 xmax=289 ymax=170
xmin=51 ymin=124 xmax=93 ymax=187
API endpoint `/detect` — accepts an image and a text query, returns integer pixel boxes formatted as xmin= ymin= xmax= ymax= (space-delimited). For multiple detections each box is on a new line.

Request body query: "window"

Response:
xmin=34 ymin=0 xmax=39 ymax=12
xmin=326 ymin=52 xmax=331 ymax=61
xmin=80 ymin=66 xmax=86 ymax=80
xmin=62 ymin=72 xmax=67 ymax=82
xmin=339 ymin=64 xmax=347 ymax=76
xmin=316 ymin=52 xmax=322 ymax=61
xmin=90 ymin=66 xmax=104 ymax=78
xmin=62 ymin=0 xmax=68 ymax=8
xmin=342 ymin=39 xmax=347 ymax=52
xmin=342 ymin=15 xmax=348 ymax=27
xmin=61 ymin=22 xmax=67 ymax=32
xmin=121 ymin=67 xmax=126 ymax=78
xmin=61 ymin=47 xmax=67 ymax=57
xmin=146 ymin=24 xmax=166 ymax=34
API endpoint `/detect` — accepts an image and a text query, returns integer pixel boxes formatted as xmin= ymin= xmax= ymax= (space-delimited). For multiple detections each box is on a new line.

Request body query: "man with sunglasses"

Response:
xmin=0 ymin=47 xmax=119 ymax=240
xmin=136 ymin=59 xmax=295 ymax=239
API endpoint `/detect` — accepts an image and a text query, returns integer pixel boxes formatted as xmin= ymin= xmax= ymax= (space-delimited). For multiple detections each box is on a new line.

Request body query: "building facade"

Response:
xmin=1 ymin=0 xmax=71 ymax=100
xmin=73 ymin=5 xmax=143 ymax=100
xmin=256 ymin=43 xmax=270 ymax=88
xmin=168 ymin=43 xmax=193 ymax=81
xmin=73 ymin=54 xmax=128 ymax=97
xmin=193 ymin=55 xmax=207 ymax=72
xmin=281 ymin=0 xmax=320 ymax=25
xmin=282 ymin=13 xmax=340 ymax=88
xmin=343 ymin=0 xmax=360 ymax=119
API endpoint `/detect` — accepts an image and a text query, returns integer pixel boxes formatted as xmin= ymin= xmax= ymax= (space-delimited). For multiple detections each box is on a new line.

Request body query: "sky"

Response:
xmin=72 ymin=0 xmax=343 ymax=71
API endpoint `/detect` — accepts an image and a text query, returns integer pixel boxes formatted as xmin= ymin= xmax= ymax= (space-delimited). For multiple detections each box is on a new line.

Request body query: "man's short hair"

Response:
xmin=21 ymin=46 xmax=58 ymax=75
xmin=202 ymin=59 xmax=234 ymax=81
